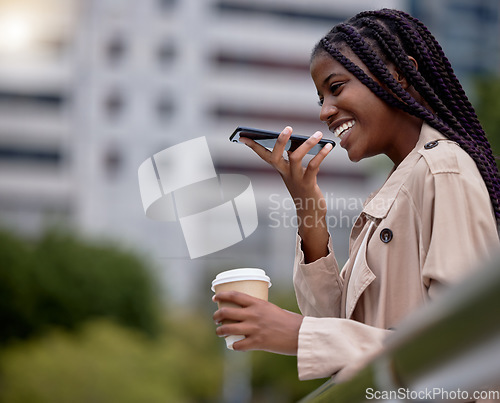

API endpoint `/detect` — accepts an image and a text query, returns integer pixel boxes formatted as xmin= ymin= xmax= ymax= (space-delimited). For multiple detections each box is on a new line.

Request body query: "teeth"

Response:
xmin=333 ymin=120 xmax=355 ymax=138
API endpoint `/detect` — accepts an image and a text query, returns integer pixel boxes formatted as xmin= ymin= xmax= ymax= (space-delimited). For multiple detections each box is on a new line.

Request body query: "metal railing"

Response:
xmin=300 ymin=254 xmax=500 ymax=402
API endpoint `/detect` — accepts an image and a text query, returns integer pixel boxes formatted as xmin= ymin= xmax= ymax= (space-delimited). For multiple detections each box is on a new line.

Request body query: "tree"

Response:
xmin=0 ymin=231 xmax=36 ymax=342
xmin=0 ymin=229 xmax=162 ymax=344
xmin=474 ymin=75 xmax=500 ymax=167
xmin=0 ymin=318 xmax=224 ymax=403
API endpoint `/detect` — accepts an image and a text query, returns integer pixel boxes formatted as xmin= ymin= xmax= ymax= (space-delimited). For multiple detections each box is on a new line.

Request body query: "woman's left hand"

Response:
xmin=213 ymin=291 xmax=304 ymax=355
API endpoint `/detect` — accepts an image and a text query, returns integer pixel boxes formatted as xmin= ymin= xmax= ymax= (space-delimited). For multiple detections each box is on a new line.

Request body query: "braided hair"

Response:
xmin=312 ymin=8 xmax=500 ymax=225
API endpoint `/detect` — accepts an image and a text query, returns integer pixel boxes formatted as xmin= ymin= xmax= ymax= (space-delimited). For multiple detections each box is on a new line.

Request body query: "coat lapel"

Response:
xmin=341 ymin=220 xmax=376 ymax=318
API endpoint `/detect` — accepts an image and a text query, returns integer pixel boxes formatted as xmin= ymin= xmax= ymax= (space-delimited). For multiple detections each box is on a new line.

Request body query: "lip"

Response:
xmin=329 ymin=119 xmax=355 ymax=148
xmin=328 ymin=118 xmax=355 ymax=135
xmin=339 ymin=127 xmax=353 ymax=148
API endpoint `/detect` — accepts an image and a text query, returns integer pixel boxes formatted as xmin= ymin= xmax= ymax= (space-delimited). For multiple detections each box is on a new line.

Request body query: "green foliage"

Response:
xmin=0 ymin=318 xmax=223 ymax=403
xmin=0 ymin=228 xmax=326 ymax=401
xmin=0 ymin=231 xmax=36 ymax=341
xmin=474 ymin=75 xmax=500 ymax=165
xmin=0 ymin=229 xmax=162 ymax=344
xmin=250 ymin=290 xmax=326 ymax=403
xmin=251 ymin=352 xmax=325 ymax=403
xmin=191 ymin=280 xmax=326 ymax=402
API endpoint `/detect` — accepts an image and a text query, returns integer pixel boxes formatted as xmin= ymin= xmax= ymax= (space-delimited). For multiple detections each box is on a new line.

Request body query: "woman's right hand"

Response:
xmin=239 ymin=126 xmax=333 ymax=262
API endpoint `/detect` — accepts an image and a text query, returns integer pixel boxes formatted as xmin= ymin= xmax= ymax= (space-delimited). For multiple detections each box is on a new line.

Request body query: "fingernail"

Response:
xmin=282 ymin=127 xmax=291 ymax=135
xmin=312 ymin=131 xmax=323 ymax=139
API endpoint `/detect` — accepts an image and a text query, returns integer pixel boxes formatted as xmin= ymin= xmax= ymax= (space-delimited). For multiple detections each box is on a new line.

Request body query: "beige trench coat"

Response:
xmin=293 ymin=123 xmax=500 ymax=387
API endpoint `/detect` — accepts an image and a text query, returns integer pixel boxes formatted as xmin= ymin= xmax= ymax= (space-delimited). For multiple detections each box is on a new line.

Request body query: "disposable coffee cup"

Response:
xmin=212 ymin=268 xmax=271 ymax=350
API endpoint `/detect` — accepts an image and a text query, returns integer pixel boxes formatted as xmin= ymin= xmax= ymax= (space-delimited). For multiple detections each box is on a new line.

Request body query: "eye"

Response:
xmin=330 ymin=82 xmax=344 ymax=95
xmin=317 ymin=82 xmax=344 ymax=107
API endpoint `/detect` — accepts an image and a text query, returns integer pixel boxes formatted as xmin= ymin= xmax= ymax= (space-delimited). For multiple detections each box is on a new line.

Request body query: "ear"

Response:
xmin=408 ymin=56 xmax=418 ymax=71
xmin=393 ymin=56 xmax=418 ymax=89
xmin=393 ymin=68 xmax=409 ymax=89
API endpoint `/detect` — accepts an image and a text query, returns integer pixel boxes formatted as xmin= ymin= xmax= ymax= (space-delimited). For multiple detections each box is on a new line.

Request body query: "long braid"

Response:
xmin=319 ymin=38 xmax=411 ymax=113
xmin=313 ymin=9 xmax=500 ymax=224
xmin=359 ymin=9 xmax=494 ymax=161
xmin=353 ymin=10 xmax=475 ymax=138
xmin=349 ymin=17 xmax=497 ymax=186
xmin=403 ymin=11 xmax=487 ymax=139
xmin=357 ymin=18 xmax=468 ymax=137
xmin=335 ymin=24 xmax=454 ymax=137
xmin=365 ymin=11 xmax=481 ymax=141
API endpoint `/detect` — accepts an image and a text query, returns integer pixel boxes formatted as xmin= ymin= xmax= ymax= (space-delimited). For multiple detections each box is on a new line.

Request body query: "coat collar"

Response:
xmin=362 ymin=123 xmax=447 ymax=219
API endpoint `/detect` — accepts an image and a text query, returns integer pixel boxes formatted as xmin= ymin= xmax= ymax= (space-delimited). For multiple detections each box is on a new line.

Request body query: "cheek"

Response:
xmin=345 ymin=134 xmax=368 ymax=162
xmin=365 ymin=97 xmax=394 ymax=122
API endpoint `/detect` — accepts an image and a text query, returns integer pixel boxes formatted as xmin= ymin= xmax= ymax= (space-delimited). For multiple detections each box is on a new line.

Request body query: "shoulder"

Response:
xmin=403 ymin=137 xmax=487 ymax=206
xmin=417 ymin=139 xmax=467 ymax=174
xmin=411 ymin=123 xmax=480 ymax=178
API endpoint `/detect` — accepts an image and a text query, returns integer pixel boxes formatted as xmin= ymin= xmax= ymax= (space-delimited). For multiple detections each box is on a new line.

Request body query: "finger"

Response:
xmin=213 ymin=305 xmax=248 ymax=324
xmin=230 ymin=329 xmax=268 ymax=352
xmin=215 ymin=321 xmax=249 ymax=338
xmin=213 ymin=291 xmax=257 ymax=308
xmin=239 ymin=136 xmax=267 ymax=153
xmin=304 ymin=142 xmax=333 ymax=179
xmin=239 ymin=126 xmax=292 ymax=162
xmin=239 ymin=136 xmax=273 ymax=160
xmin=290 ymin=131 xmax=324 ymax=162
xmin=231 ymin=337 xmax=252 ymax=351
xmin=287 ymin=131 xmax=323 ymax=179
xmin=269 ymin=126 xmax=293 ymax=164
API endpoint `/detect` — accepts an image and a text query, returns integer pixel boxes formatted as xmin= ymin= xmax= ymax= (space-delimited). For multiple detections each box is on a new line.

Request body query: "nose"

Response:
xmin=319 ymin=99 xmax=339 ymax=123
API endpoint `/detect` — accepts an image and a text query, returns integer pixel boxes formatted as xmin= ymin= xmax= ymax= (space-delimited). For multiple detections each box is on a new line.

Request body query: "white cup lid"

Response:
xmin=211 ymin=268 xmax=271 ymax=291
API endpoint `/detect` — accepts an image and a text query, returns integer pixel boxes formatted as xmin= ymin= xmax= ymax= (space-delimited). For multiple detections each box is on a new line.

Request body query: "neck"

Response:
xmin=388 ymin=114 xmax=423 ymax=166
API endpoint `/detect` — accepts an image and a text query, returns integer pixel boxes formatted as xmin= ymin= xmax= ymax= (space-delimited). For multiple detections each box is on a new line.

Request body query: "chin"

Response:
xmin=347 ymin=152 xmax=362 ymax=163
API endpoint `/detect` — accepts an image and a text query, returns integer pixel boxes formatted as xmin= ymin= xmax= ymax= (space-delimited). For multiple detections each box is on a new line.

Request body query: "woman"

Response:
xmin=213 ymin=8 xmax=500 ymax=383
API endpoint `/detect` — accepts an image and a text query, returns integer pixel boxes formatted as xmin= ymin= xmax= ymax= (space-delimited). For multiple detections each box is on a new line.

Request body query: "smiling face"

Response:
xmin=310 ymin=50 xmax=421 ymax=165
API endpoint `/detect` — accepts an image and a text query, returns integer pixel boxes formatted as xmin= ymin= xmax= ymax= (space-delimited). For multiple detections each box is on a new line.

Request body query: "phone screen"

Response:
xmin=229 ymin=127 xmax=335 ymax=156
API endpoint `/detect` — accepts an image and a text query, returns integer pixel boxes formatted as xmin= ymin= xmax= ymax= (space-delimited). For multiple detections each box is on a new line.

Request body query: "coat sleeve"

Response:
xmin=292 ymin=233 xmax=344 ymax=317
xmin=297 ymin=317 xmax=391 ymax=380
xmin=419 ymin=147 xmax=500 ymax=298
xmin=293 ymin=233 xmax=392 ymax=381
xmin=293 ymin=144 xmax=500 ymax=382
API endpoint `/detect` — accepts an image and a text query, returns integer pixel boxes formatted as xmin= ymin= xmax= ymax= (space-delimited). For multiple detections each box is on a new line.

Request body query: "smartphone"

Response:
xmin=229 ymin=126 xmax=335 ymax=156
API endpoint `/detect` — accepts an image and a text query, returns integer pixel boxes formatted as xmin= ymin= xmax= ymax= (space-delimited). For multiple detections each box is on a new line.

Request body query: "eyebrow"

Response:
xmin=323 ymin=73 xmax=342 ymax=85
xmin=317 ymin=73 xmax=343 ymax=97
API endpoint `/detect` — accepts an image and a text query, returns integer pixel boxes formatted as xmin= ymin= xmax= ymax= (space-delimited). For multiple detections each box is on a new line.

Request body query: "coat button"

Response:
xmin=380 ymin=228 xmax=393 ymax=243
xmin=424 ymin=141 xmax=439 ymax=149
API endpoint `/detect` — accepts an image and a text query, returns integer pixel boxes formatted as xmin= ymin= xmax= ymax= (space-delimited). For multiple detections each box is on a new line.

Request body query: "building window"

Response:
xmin=105 ymin=35 xmax=127 ymax=66
xmin=104 ymin=90 xmax=125 ymax=119
xmin=103 ymin=145 xmax=122 ymax=180
xmin=0 ymin=146 xmax=61 ymax=165
xmin=158 ymin=0 xmax=177 ymax=12
xmin=0 ymin=91 xmax=64 ymax=110
xmin=157 ymin=41 xmax=176 ymax=67
xmin=212 ymin=105 xmax=318 ymax=126
xmin=215 ymin=1 xmax=346 ymax=24
xmin=212 ymin=51 xmax=309 ymax=73
xmin=156 ymin=95 xmax=174 ymax=121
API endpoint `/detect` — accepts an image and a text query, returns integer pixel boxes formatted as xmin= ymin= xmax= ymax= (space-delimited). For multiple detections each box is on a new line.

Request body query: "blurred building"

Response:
xmin=15 ymin=0 xmax=500 ymax=303
xmin=69 ymin=0 xmax=404 ymax=301
xmin=409 ymin=0 xmax=500 ymax=94
xmin=0 ymin=0 xmax=77 ymax=235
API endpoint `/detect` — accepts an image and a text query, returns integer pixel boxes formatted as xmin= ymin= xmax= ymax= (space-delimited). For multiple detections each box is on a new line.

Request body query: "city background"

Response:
xmin=0 ymin=0 xmax=499 ymax=402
